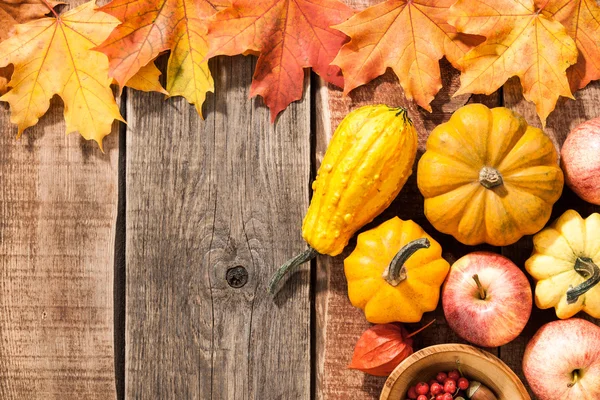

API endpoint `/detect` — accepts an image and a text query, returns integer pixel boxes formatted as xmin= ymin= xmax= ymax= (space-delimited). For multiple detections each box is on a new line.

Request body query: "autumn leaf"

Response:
xmin=95 ymin=0 xmax=227 ymax=116
xmin=0 ymin=0 xmax=123 ymax=147
xmin=0 ymin=0 xmax=60 ymax=40
xmin=122 ymin=61 xmax=168 ymax=95
xmin=545 ymin=0 xmax=600 ymax=91
xmin=331 ymin=0 xmax=480 ymax=112
xmin=348 ymin=324 xmax=414 ymax=377
xmin=348 ymin=320 xmax=433 ymax=377
xmin=0 ymin=0 xmax=62 ymax=94
xmin=206 ymin=0 xmax=354 ymax=122
xmin=448 ymin=0 xmax=578 ymax=126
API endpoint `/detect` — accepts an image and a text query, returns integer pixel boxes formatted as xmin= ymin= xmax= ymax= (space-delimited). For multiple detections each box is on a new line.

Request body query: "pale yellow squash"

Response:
xmin=526 ymin=210 xmax=600 ymax=319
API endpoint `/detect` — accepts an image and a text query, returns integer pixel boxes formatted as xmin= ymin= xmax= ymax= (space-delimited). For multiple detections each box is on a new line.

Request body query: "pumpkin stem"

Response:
xmin=268 ymin=247 xmax=319 ymax=295
xmin=566 ymin=257 xmax=600 ymax=304
xmin=382 ymin=238 xmax=430 ymax=286
xmin=472 ymin=274 xmax=487 ymax=300
xmin=479 ymin=166 xmax=503 ymax=189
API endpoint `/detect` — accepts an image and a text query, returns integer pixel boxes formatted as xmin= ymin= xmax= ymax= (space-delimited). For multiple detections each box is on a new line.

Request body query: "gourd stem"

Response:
xmin=382 ymin=238 xmax=430 ymax=286
xmin=268 ymin=247 xmax=319 ymax=295
xmin=473 ymin=274 xmax=486 ymax=300
xmin=566 ymin=257 xmax=600 ymax=304
xmin=479 ymin=166 xmax=503 ymax=189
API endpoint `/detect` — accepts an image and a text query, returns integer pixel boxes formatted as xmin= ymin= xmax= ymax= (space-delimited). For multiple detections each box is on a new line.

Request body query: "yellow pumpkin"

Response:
xmin=525 ymin=210 xmax=600 ymax=319
xmin=417 ymin=103 xmax=564 ymax=246
xmin=344 ymin=217 xmax=450 ymax=323
xmin=269 ymin=105 xmax=418 ymax=293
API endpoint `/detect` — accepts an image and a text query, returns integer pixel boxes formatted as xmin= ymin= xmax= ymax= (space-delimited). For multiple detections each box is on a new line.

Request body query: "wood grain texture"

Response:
xmin=314 ymin=47 xmax=502 ymax=399
xmin=125 ymin=55 xmax=311 ymax=399
xmin=501 ymin=78 xmax=600 ymax=397
xmin=0 ymin=97 xmax=119 ymax=400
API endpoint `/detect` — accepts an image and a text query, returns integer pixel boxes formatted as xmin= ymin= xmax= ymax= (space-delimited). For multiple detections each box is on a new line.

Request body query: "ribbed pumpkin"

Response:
xmin=417 ymin=103 xmax=564 ymax=246
xmin=525 ymin=210 xmax=600 ymax=319
xmin=344 ymin=217 xmax=450 ymax=323
xmin=269 ymin=104 xmax=418 ymax=293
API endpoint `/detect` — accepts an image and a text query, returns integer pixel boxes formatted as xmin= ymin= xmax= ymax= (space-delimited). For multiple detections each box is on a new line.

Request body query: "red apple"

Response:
xmin=523 ymin=318 xmax=600 ymax=400
xmin=442 ymin=252 xmax=532 ymax=347
xmin=561 ymin=117 xmax=600 ymax=205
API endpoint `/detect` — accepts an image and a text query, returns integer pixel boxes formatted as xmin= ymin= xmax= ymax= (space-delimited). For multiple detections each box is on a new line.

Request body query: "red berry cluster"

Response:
xmin=405 ymin=369 xmax=470 ymax=400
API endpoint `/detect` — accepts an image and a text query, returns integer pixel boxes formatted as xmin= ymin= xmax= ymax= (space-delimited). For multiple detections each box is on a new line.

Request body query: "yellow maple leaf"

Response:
xmin=0 ymin=0 xmax=123 ymax=147
xmin=448 ymin=0 xmax=578 ymax=126
xmin=121 ymin=61 xmax=168 ymax=94
xmin=0 ymin=0 xmax=64 ymax=94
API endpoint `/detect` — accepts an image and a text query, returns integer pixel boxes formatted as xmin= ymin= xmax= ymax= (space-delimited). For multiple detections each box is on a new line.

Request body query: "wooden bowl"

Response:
xmin=380 ymin=344 xmax=530 ymax=400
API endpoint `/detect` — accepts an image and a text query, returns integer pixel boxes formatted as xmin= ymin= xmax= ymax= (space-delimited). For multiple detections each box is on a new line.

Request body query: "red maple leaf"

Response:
xmin=206 ymin=0 xmax=354 ymax=122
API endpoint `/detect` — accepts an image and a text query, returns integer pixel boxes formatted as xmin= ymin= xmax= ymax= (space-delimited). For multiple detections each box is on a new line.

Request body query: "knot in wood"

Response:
xmin=226 ymin=266 xmax=248 ymax=288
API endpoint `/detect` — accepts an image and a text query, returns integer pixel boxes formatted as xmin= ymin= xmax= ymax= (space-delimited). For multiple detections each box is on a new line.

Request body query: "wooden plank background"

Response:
xmin=1 ymin=0 xmax=600 ymax=399
xmin=0 ymin=0 xmax=118 ymax=398
xmin=124 ymin=55 xmax=311 ymax=399
xmin=0 ymin=83 xmax=119 ymax=398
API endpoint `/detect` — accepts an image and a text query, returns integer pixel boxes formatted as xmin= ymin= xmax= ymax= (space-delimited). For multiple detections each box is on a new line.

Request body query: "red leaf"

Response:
xmin=206 ymin=0 xmax=354 ymax=122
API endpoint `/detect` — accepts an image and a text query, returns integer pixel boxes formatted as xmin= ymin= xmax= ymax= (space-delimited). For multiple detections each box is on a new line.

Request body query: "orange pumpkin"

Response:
xmin=417 ymin=103 xmax=564 ymax=246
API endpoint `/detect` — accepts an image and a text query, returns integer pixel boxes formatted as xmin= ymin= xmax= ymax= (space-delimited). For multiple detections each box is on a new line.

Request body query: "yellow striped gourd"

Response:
xmin=268 ymin=104 xmax=418 ymax=294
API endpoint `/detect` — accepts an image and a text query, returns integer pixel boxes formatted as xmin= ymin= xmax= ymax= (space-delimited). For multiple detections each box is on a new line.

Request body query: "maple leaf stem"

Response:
xmin=41 ymin=0 xmax=59 ymax=18
xmin=537 ymin=0 xmax=551 ymax=12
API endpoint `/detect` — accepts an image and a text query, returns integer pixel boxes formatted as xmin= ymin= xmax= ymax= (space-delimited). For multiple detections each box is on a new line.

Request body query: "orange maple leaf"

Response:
xmin=0 ymin=0 xmax=123 ymax=147
xmin=206 ymin=0 xmax=354 ymax=122
xmin=95 ymin=0 xmax=227 ymax=116
xmin=331 ymin=0 xmax=480 ymax=112
xmin=546 ymin=0 xmax=600 ymax=91
xmin=448 ymin=0 xmax=578 ymax=126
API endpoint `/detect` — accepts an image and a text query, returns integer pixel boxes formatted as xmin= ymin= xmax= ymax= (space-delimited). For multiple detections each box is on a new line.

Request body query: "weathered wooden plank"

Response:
xmin=0 ymin=100 xmax=119 ymax=399
xmin=502 ymin=78 xmax=600 ymax=397
xmin=314 ymin=55 xmax=502 ymax=398
xmin=125 ymin=55 xmax=310 ymax=399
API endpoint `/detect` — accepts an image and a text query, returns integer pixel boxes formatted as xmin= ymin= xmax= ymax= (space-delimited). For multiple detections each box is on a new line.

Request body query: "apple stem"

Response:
xmin=472 ymin=274 xmax=486 ymax=300
xmin=382 ymin=238 xmax=430 ymax=286
xmin=568 ymin=369 xmax=580 ymax=387
xmin=567 ymin=257 xmax=600 ymax=304
xmin=406 ymin=319 xmax=436 ymax=338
